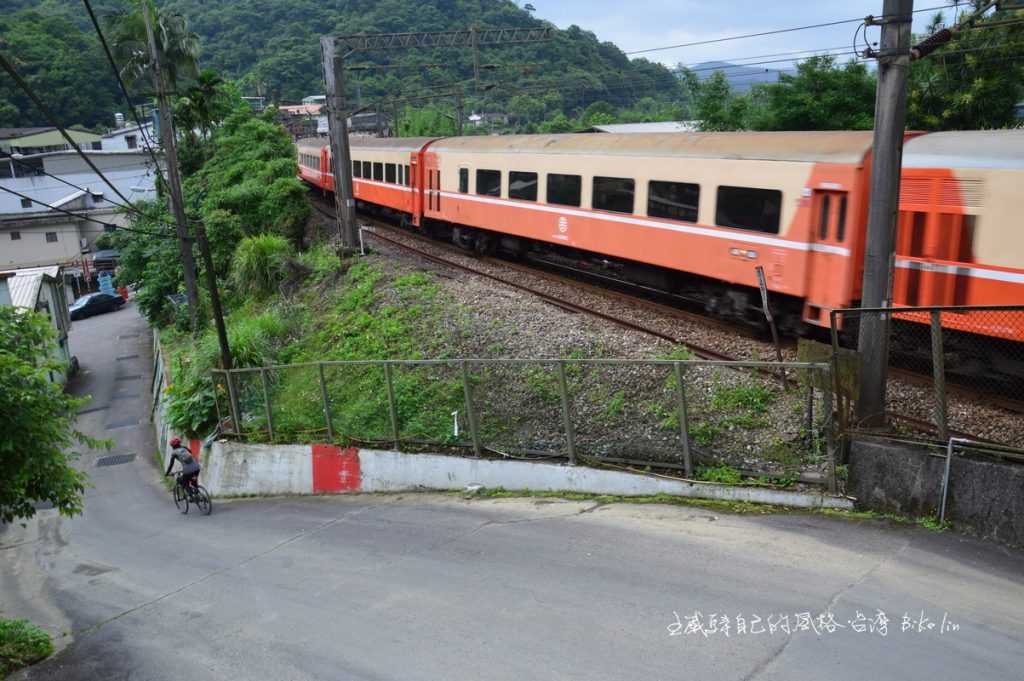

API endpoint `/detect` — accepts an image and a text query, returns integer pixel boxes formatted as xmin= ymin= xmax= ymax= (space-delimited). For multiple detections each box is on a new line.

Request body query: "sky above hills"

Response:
xmin=529 ymin=0 xmax=954 ymax=68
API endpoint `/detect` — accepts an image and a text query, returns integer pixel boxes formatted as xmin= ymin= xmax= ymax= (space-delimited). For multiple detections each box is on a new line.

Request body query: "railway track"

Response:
xmin=310 ymin=197 xmax=1024 ymax=443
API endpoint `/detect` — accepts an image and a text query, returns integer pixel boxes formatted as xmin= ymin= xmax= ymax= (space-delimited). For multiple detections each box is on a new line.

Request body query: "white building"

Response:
xmin=0 ymin=265 xmax=74 ymax=383
xmin=0 ymin=149 xmax=161 ymax=270
xmin=102 ymin=121 xmax=157 ymax=151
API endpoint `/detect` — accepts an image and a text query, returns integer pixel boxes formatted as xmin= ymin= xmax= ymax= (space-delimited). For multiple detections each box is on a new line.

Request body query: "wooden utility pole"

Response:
xmin=141 ymin=1 xmax=200 ymax=332
xmin=856 ymin=0 xmax=914 ymax=426
xmin=454 ymin=91 xmax=465 ymax=137
xmin=320 ymin=38 xmax=360 ymax=249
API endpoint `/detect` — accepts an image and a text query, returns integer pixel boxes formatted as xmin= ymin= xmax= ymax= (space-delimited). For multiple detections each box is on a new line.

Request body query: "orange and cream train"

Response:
xmin=297 ymin=130 xmax=1024 ymax=344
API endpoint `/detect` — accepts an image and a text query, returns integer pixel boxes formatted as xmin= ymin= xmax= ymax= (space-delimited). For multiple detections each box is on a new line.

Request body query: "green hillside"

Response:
xmin=1 ymin=0 xmax=683 ymax=128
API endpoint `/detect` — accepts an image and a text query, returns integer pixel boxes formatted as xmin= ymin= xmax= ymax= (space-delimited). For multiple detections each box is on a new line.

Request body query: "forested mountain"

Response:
xmin=1 ymin=0 xmax=683 ymax=128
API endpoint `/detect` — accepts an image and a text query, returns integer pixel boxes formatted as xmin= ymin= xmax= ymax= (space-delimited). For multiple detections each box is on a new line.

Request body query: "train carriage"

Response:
xmin=297 ymin=128 xmax=1024 ymax=342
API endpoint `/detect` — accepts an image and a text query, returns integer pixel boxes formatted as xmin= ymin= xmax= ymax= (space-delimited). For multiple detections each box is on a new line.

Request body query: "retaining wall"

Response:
xmin=849 ymin=437 xmax=1024 ymax=547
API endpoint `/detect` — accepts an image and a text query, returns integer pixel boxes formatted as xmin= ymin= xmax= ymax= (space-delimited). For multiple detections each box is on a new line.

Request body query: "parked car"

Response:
xmin=69 ymin=292 xmax=125 ymax=320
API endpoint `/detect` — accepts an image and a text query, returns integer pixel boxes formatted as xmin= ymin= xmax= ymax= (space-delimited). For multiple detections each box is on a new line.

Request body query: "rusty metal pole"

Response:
xmin=930 ymin=310 xmax=949 ymax=441
xmin=673 ymin=362 xmax=694 ymax=477
xmin=556 ymin=361 xmax=577 ymax=465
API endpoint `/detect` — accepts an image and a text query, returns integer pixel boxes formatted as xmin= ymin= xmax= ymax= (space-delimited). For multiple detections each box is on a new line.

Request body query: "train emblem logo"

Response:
xmin=558 ymin=216 xmax=568 ymax=233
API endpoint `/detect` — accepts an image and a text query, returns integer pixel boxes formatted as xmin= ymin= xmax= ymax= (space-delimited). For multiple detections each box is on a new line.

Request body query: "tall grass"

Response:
xmin=229 ymin=234 xmax=294 ymax=298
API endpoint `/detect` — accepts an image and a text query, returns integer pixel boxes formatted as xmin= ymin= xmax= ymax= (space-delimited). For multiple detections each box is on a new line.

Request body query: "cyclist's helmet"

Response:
xmin=169 ymin=437 xmax=181 ymax=448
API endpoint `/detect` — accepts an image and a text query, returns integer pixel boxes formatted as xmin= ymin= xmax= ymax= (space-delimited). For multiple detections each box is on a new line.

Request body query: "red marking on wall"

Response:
xmin=312 ymin=445 xmax=361 ymax=493
xmin=190 ymin=438 xmax=201 ymax=464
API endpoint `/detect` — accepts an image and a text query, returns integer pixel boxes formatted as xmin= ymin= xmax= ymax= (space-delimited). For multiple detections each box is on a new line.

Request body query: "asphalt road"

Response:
xmin=2 ymin=303 xmax=1023 ymax=681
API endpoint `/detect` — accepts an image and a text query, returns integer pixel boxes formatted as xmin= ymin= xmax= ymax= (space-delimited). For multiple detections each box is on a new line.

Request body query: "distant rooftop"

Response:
xmin=0 ymin=126 xmax=54 ymax=140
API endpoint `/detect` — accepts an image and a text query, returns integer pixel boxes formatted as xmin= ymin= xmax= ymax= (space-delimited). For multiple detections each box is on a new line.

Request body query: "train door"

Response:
xmin=803 ymin=189 xmax=851 ymax=323
xmin=422 ymin=152 xmax=440 ymax=219
xmin=409 ymin=152 xmax=421 ymax=226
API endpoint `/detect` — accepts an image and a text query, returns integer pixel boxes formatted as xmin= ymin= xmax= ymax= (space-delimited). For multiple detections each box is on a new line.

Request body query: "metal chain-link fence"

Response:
xmin=830 ymin=305 xmax=1024 ymax=453
xmin=212 ymin=358 xmax=838 ymax=490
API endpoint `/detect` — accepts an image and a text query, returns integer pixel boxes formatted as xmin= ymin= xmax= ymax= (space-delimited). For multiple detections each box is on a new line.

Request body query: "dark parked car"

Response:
xmin=69 ymin=292 xmax=125 ymax=320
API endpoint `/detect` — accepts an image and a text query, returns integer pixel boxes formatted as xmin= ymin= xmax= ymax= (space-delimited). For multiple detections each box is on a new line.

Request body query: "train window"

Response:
xmin=363 ymin=161 xmax=371 ymax=178
xmin=373 ymin=162 xmax=383 ymax=181
xmin=352 ymin=160 xmax=361 ymax=178
xmin=593 ymin=176 xmax=634 ymax=214
xmin=819 ymin=194 xmax=831 ymax=240
xmin=386 ymin=163 xmax=397 ymax=183
xmin=547 ymin=173 xmax=581 ymax=207
xmin=509 ymin=172 xmax=538 ymax=201
xmin=715 ymin=186 xmax=782 ymax=234
xmin=405 ymin=165 xmax=411 ymax=186
xmin=459 ymin=168 xmax=469 ymax=193
xmin=436 ymin=170 xmax=441 ymax=209
xmin=836 ymin=195 xmax=847 ymax=242
xmin=477 ymin=169 xmax=501 ymax=197
xmin=648 ymin=180 xmax=699 ymax=223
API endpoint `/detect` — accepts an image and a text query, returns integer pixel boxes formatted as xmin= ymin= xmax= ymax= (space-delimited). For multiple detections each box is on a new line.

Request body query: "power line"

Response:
xmin=626 ymin=4 xmax=953 ymax=56
xmin=0 ymin=185 xmax=180 ymax=240
xmin=0 ymin=51 xmax=149 ymax=215
xmin=80 ymin=0 xmax=167 ymax=187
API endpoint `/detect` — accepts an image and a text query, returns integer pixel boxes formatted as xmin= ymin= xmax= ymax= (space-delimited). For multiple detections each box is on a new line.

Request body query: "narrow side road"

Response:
xmin=1 ymin=303 xmax=1022 ymax=681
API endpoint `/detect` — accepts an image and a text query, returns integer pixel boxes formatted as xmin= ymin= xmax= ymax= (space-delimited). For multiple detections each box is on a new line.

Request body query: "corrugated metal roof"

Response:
xmin=587 ymin=121 xmax=700 ymax=134
xmin=0 ymin=126 xmax=54 ymax=140
xmin=903 ymin=129 xmax=1024 ymax=169
xmin=429 ymin=131 xmax=876 ymax=163
xmin=5 ymin=273 xmax=43 ymax=310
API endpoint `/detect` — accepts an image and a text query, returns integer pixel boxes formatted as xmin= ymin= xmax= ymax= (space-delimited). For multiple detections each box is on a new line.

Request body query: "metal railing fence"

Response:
xmin=830 ymin=305 xmax=1024 ymax=454
xmin=211 ymin=357 xmax=838 ymax=491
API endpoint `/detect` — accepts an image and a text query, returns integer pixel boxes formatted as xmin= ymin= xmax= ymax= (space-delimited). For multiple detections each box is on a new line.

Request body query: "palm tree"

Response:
xmin=107 ymin=0 xmax=200 ymax=93
xmin=176 ymin=69 xmax=230 ymax=141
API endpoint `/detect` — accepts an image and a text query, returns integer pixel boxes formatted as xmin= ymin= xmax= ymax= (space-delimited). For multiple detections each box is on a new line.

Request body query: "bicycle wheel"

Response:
xmin=173 ymin=483 xmax=189 ymax=514
xmin=193 ymin=485 xmax=212 ymax=516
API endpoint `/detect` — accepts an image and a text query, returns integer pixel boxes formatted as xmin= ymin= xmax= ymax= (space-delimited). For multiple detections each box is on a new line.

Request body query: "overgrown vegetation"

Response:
xmin=0 ymin=618 xmax=53 ymax=677
xmin=0 ymin=308 xmax=99 ymax=523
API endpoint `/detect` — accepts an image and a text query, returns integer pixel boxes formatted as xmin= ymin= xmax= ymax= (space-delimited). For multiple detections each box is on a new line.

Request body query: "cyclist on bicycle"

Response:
xmin=165 ymin=437 xmax=201 ymax=492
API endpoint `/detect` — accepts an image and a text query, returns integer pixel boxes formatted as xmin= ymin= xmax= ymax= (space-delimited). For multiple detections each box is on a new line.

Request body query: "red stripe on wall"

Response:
xmin=312 ymin=444 xmax=361 ymax=493
xmin=190 ymin=438 xmax=201 ymax=464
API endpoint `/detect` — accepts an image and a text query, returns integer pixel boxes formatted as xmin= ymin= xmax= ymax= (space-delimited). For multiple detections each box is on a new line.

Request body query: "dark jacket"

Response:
xmin=165 ymin=446 xmax=201 ymax=476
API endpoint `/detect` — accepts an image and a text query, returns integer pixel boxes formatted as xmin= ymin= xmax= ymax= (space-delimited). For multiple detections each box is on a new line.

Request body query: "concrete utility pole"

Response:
xmin=320 ymin=38 xmax=360 ymax=249
xmin=856 ymin=0 xmax=914 ymax=427
xmin=319 ymin=26 xmax=552 ymax=248
xmin=141 ymin=1 xmax=200 ymax=332
xmin=454 ymin=91 xmax=465 ymax=137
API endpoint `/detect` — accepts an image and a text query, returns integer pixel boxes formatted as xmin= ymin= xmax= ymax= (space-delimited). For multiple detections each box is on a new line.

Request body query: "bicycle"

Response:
xmin=169 ymin=475 xmax=212 ymax=516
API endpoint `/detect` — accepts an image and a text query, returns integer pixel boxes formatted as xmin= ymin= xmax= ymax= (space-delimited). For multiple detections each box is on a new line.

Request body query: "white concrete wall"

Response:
xmin=204 ymin=443 xmax=313 ymax=496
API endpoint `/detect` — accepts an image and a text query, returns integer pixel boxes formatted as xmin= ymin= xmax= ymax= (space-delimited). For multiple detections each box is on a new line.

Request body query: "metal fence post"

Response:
xmin=383 ymin=362 xmax=400 ymax=449
xmin=829 ymin=311 xmax=848 ymax=450
xmin=210 ymin=375 xmax=223 ymax=426
xmin=556 ymin=361 xmax=577 ymax=465
xmin=673 ymin=361 xmax=693 ymax=477
xmin=318 ymin=362 xmax=334 ymax=442
xmin=460 ymin=360 xmax=482 ymax=456
xmin=930 ymin=310 xmax=949 ymax=442
xmin=823 ymin=366 xmax=838 ymax=495
xmin=224 ymin=369 xmax=241 ymax=436
xmin=260 ymin=368 xmax=274 ymax=442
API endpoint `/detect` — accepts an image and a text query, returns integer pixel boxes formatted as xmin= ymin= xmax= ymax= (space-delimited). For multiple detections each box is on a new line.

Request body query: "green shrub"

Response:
xmin=0 ymin=618 xmax=53 ymax=676
xmin=298 ymin=243 xmax=342 ymax=282
xmin=229 ymin=234 xmax=294 ymax=299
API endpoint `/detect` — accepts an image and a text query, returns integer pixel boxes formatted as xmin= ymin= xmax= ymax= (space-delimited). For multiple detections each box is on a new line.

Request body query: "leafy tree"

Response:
xmin=0 ymin=8 xmax=122 ymax=128
xmin=680 ymin=70 xmax=751 ymax=131
xmin=0 ymin=307 xmax=99 ymax=523
xmin=751 ymin=56 xmax=876 ymax=130
xmin=907 ymin=6 xmax=1024 ymax=130
xmin=106 ymin=0 xmax=201 ymax=93
xmin=398 ymin=104 xmax=457 ymax=136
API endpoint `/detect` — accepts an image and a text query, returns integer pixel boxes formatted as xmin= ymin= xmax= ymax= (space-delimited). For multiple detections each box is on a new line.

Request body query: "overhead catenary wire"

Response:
xmin=625 ymin=4 xmax=953 ymax=55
